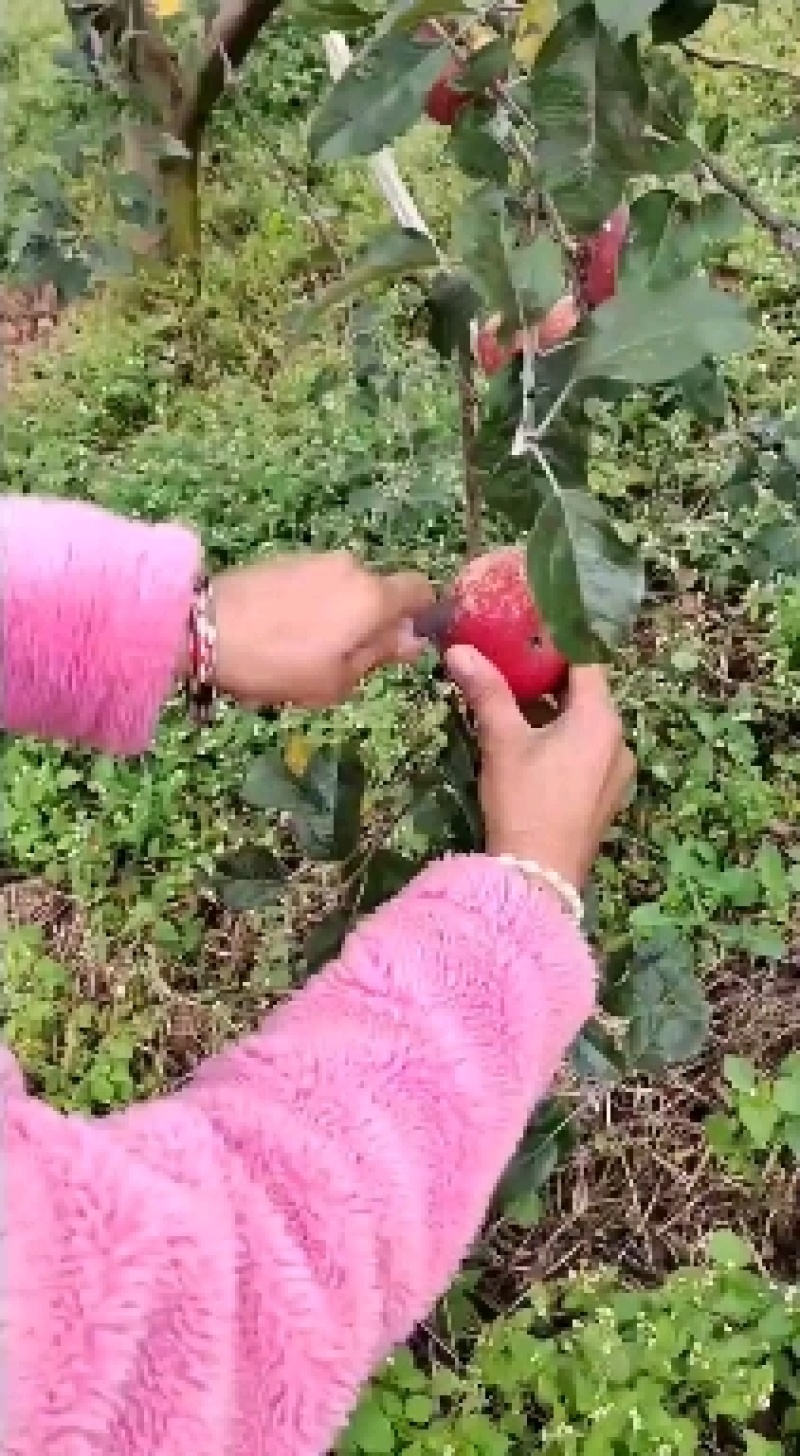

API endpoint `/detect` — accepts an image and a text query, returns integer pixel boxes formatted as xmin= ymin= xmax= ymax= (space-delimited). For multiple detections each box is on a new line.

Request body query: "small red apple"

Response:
xmin=576 ymin=203 xmax=630 ymax=310
xmin=472 ymin=294 xmax=581 ymax=377
xmin=424 ymin=60 xmax=474 ymax=127
xmin=439 ymin=547 xmax=568 ymax=702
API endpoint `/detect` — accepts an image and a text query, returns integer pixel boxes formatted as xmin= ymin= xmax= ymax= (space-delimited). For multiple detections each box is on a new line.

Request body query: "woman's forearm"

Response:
xmin=0 ymin=495 xmax=200 ymax=753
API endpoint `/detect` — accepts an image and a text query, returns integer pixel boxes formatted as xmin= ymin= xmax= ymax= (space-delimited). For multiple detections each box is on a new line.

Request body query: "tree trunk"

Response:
xmin=121 ymin=122 xmax=201 ymax=269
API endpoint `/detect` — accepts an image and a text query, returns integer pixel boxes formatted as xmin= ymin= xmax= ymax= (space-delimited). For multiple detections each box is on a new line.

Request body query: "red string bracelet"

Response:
xmin=186 ymin=574 xmax=217 ymax=725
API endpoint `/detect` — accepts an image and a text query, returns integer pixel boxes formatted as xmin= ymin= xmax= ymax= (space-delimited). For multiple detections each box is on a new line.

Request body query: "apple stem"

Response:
xmin=457 ymin=340 xmax=484 ymax=557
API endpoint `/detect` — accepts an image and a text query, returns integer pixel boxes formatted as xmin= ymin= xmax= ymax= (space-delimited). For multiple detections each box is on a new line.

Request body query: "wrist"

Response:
xmin=495 ymin=853 xmax=584 ymax=924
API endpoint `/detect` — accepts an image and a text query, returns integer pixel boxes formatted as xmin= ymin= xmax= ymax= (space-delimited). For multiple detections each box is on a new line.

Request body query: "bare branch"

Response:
xmin=457 ymin=341 xmax=483 ymax=557
xmin=679 ymin=40 xmax=800 ymax=86
xmin=693 ymin=143 xmax=800 ymax=258
xmin=175 ymin=0 xmax=283 ymax=148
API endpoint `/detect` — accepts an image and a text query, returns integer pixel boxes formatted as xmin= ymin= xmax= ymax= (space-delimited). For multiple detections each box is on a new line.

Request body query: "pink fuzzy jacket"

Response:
xmin=0 ymin=496 xmax=596 ymax=1456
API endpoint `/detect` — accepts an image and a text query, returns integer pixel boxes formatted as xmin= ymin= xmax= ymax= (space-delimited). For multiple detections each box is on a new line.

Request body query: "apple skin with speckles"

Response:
xmin=439 ymin=547 xmax=568 ymax=702
xmin=577 ymin=203 xmax=630 ymax=309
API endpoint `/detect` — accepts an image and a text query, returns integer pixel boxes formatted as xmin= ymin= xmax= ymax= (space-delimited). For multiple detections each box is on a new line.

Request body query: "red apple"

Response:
xmin=473 ymin=294 xmax=581 ymax=377
xmin=440 ymin=547 xmax=568 ymax=702
xmin=577 ymin=203 xmax=630 ymax=310
xmin=425 ymin=66 xmax=473 ymax=127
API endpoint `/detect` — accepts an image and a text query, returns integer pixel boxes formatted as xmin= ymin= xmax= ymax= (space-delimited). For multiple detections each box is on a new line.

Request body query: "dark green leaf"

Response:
xmin=426 ymin=269 xmax=480 ymax=358
xmin=358 ymin=849 xmax=419 ymax=915
xmin=593 ymin=0 xmax=662 ymax=41
xmin=460 ymin=35 xmax=512 ymax=88
xmin=293 ymin=741 xmax=367 ymax=860
xmin=494 ymin=1098 xmax=576 ymax=1219
xmin=215 ymin=845 xmax=285 ymax=913
xmin=678 ymin=358 xmax=728 ymax=423
xmin=301 ymin=909 xmax=352 ymax=979
xmin=615 ymin=927 xmax=710 ymax=1069
xmin=526 ymin=488 xmax=644 ymax=659
xmin=308 ymin=32 xmax=449 ymax=161
xmin=650 ymin=0 xmax=716 ymax=44
xmin=291 ymin=227 xmax=438 ymax=337
xmin=524 ymin=7 xmax=654 ymax=230
xmin=575 ymin=269 xmax=752 ymax=385
xmin=241 ymin=754 xmax=309 ymax=816
xmin=448 ymin=109 xmax=509 ymax=184
xmin=570 ymin=1019 xmax=628 ymax=1083
xmin=452 ymin=185 xmax=517 ymax=319
xmin=627 ymin=189 xmax=744 ymax=287
xmin=509 ymin=234 xmax=565 ymax=324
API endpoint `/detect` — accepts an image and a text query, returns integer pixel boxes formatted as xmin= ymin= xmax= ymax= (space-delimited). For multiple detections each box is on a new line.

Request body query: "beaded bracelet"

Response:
xmin=186 ymin=574 xmax=218 ymax=725
xmin=496 ymin=854 xmax=583 ymax=925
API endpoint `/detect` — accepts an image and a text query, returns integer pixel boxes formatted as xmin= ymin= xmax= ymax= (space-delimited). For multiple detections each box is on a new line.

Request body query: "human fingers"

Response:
xmin=445 ymin=645 xmax=526 ymax=748
xmin=376 ymin=570 xmax=436 ymax=631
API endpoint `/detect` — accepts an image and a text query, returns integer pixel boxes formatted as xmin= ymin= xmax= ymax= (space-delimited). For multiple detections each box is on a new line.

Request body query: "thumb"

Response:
xmin=445 ymin=646 xmax=523 ymax=745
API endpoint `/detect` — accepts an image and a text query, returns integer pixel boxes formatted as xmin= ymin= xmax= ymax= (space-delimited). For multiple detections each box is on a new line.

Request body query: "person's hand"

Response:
xmin=211 ymin=552 xmax=435 ymax=708
xmin=446 ymin=647 xmax=634 ymax=890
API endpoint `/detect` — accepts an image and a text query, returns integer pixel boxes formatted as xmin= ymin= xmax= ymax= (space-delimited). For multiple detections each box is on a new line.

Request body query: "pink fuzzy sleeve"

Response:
xmin=5 ymin=857 xmax=596 ymax=1456
xmin=0 ymin=495 xmax=200 ymax=753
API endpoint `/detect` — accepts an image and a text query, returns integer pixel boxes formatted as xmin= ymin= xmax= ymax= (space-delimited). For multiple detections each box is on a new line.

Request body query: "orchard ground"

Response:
xmin=1 ymin=0 xmax=798 ymax=1315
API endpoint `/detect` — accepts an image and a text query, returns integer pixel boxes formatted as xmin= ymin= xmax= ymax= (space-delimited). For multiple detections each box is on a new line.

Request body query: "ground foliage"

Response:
xmin=0 ymin=0 xmax=798 ymax=1450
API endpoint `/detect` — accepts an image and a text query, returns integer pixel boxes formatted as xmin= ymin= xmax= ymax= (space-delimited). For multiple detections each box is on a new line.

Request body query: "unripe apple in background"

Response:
xmin=577 ymin=203 xmax=630 ymax=310
xmin=438 ymin=547 xmax=568 ymax=702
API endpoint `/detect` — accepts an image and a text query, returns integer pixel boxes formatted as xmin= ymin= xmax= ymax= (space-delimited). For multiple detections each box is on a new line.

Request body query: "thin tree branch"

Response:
xmin=692 ymin=141 xmax=800 ymax=258
xmin=175 ymin=0 xmax=284 ymax=148
xmin=679 ymin=40 xmax=800 ymax=86
xmin=457 ymin=341 xmax=483 ymax=557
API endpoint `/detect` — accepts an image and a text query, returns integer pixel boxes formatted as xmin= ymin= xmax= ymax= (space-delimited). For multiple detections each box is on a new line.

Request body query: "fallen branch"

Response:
xmin=176 ymin=0 xmax=284 ymax=148
xmin=679 ymin=40 xmax=800 ymax=86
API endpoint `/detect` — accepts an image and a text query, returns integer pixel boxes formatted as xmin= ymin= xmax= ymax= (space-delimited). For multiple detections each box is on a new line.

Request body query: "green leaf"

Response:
xmin=301 ymin=908 xmax=352 ymax=979
xmin=615 ymin=928 xmax=710 ymax=1069
xmin=723 ymin=1054 xmax=757 ymax=1093
xmin=426 ymin=269 xmax=480 ymax=359
xmin=524 ymin=6 xmax=658 ymax=231
xmin=452 ymin=185 xmax=517 ymax=319
xmin=343 ymin=1395 xmax=396 ymax=1453
xmin=570 ymin=1019 xmax=628 ymax=1083
xmin=357 ymin=849 xmax=419 ymax=915
xmin=448 ymin=109 xmax=510 ymax=184
xmin=405 ymin=1394 xmax=434 ymax=1425
xmin=707 ymin=1228 xmax=754 ymax=1270
xmin=774 ymin=1077 xmax=800 ymax=1117
xmin=241 ymin=754 xmax=309 ymax=816
xmin=526 ymin=488 xmax=644 ymax=659
xmin=291 ymin=228 xmax=438 ymax=337
xmin=308 ymin=31 xmax=449 ymax=161
xmin=302 ymin=741 xmax=367 ymax=860
xmin=678 ymin=358 xmax=728 ymax=423
xmin=738 ymin=1096 xmax=779 ymax=1150
xmin=461 ymin=35 xmax=513 ymax=88
xmin=508 ymin=234 xmax=565 ymax=324
xmin=592 ymin=0 xmax=662 ymax=41
xmin=215 ymin=845 xmax=284 ymax=896
xmin=575 ymin=270 xmax=752 ymax=385
xmin=494 ymin=1098 xmax=575 ymax=1218
xmin=650 ymin=0 xmax=716 ymax=44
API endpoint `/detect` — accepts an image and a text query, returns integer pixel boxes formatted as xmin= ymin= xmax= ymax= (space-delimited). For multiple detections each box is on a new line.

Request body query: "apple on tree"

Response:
xmin=418 ymin=547 xmax=568 ymax=703
xmin=472 ymin=203 xmax=631 ymax=377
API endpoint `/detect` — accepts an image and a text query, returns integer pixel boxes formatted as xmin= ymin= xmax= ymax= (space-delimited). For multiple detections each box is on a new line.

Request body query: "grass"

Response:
xmin=1 ymin=0 xmax=798 ymax=1292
